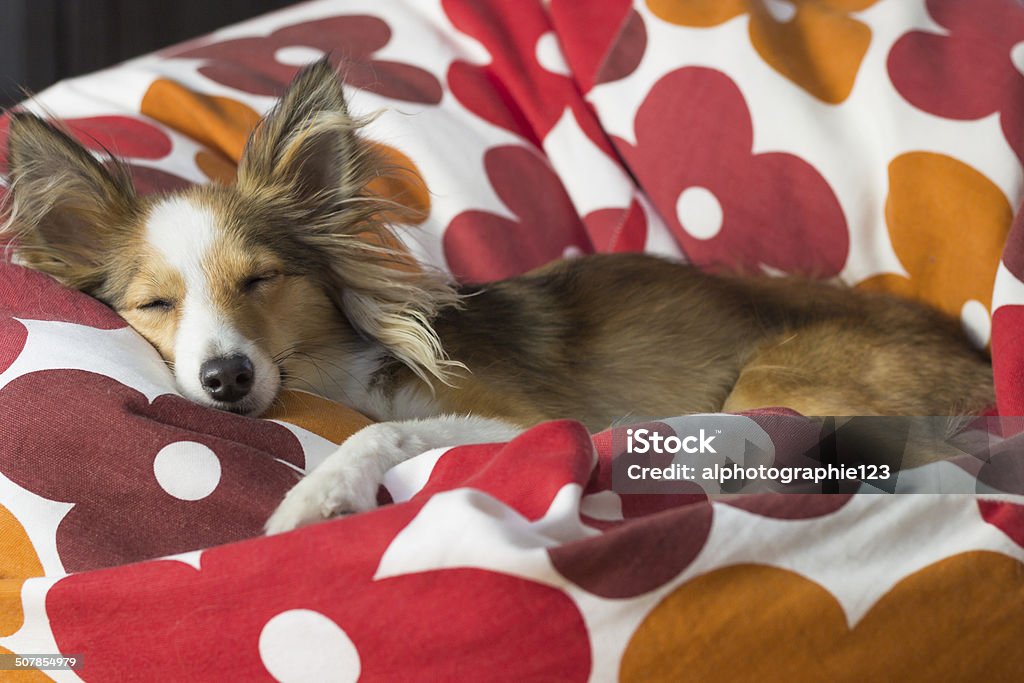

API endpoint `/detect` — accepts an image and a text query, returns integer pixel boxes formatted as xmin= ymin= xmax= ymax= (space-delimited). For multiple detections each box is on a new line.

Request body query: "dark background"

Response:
xmin=0 ymin=0 xmax=295 ymax=108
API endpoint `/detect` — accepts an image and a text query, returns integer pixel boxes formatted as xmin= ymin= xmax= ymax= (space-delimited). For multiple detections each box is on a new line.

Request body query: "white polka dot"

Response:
xmin=260 ymin=610 xmax=360 ymax=683
xmin=275 ymin=46 xmax=327 ymax=67
xmin=1011 ymin=42 xmax=1024 ymax=77
xmin=961 ymin=299 xmax=992 ymax=349
xmin=563 ymin=245 xmax=584 ymax=259
xmin=535 ymin=31 xmax=570 ymax=76
xmin=676 ymin=186 xmax=723 ymax=240
xmin=764 ymin=0 xmax=797 ymax=22
xmin=153 ymin=442 xmax=221 ymax=501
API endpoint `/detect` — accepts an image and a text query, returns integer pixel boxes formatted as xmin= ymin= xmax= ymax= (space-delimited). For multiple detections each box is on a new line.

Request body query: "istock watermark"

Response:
xmin=611 ymin=414 xmax=1024 ymax=496
xmin=626 ymin=427 xmax=717 ymax=454
xmin=623 ymin=461 xmax=892 ymax=486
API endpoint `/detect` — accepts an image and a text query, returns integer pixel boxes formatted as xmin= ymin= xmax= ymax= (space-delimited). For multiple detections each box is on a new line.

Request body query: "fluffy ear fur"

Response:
xmin=237 ymin=58 xmax=365 ymax=202
xmin=2 ymin=112 xmax=137 ymax=291
xmin=239 ymin=58 xmax=463 ymax=386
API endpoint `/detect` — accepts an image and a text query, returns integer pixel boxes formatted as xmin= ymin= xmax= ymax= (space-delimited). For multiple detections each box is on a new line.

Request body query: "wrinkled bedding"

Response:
xmin=2 ymin=1 xmax=1024 ymax=680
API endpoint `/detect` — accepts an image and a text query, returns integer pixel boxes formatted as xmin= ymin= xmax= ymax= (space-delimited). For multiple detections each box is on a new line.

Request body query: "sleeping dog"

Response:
xmin=2 ymin=60 xmax=993 ymax=533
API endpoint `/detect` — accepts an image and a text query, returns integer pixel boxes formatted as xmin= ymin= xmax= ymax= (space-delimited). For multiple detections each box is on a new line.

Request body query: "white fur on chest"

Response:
xmin=289 ymin=344 xmax=440 ymax=422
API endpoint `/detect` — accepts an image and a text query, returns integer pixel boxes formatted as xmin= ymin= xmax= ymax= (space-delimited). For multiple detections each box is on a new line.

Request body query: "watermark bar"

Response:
xmin=611 ymin=415 xmax=1024 ymax=495
xmin=0 ymin=653 xmax=84 ymax=671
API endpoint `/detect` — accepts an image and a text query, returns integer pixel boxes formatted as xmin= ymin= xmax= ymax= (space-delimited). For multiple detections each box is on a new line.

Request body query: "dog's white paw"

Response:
xmin=264 ymin=415 xmax=523 ymax=535
xmin=264 ymin=465 xmax=378 ymax=534
xmin=264 ymin=423 xmax=402 ymax=534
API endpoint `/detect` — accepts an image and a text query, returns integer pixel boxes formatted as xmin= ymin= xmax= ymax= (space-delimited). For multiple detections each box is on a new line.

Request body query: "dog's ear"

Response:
xmin=239 ymin=59 xmax=464 ymax=387
xmin=3 ymin=112 xmax=137 ymax=290
xmin=237 ymin=58 xmax=368 ymax=202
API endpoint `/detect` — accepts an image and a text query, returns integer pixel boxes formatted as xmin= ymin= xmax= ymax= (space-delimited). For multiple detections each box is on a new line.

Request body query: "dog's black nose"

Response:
xmin=200 ymin=355 xmax=254 ymax=403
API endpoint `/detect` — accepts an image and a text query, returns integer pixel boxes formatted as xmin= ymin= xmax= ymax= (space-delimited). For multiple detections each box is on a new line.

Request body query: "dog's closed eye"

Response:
xmin=241 ymin=271 xmax=282 ymax=293
xmin=138 ymin=298 xmax=175 ymax=312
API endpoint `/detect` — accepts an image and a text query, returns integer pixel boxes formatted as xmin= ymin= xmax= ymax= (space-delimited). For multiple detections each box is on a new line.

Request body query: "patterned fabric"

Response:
xmin=1 ymin=0 xmax=1023 ymax=680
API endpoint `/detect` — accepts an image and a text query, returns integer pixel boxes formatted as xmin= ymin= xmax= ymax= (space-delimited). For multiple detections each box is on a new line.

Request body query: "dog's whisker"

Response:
xmin=288 ymin=350 xmax=372 ymax=394
xmin=282 ymin=353 xmax=365 ymax=407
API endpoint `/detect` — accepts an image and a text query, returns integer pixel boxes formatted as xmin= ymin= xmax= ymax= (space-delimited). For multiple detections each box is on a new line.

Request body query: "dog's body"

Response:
xmin=2 ymin=61 xmax=993 ymax=533
xmin=427 ymin=254 xmax=992 ymax=427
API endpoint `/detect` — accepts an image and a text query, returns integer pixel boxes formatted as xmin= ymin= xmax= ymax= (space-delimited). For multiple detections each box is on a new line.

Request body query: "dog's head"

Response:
xmin=2 ymin=60 xmax=457 ymax=416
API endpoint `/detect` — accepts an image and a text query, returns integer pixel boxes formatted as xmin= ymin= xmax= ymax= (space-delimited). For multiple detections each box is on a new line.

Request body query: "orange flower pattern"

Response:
xmin=622 ymin=552 xmax=1024 ymax=681
xmin=0 ymin=504 xmax=48 ymax=682
xmin=857 ymin=152 xmax=1012 ymax=345
xmin=647 ymin=0 xmax=879 ymax=103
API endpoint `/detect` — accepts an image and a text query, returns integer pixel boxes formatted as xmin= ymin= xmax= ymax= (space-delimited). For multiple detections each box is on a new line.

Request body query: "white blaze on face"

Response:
xmin=145 ymin=197 xmax=279 ymax=414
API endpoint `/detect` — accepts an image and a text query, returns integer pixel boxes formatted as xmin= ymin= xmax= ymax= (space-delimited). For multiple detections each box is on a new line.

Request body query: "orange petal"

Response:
xmin=0 ymin=502 xmax=43 ymax=637
xmin=141 ymin=78 xmax=260 ymax=163
xmin=622 ymin=551 xmax=1024 ymax=682
xmin=0 ymin=646 xmax=53 ymax=682
xmin=848 ymin=551 xmax=1024 ymax=680
xmin=366 ymin=142 xmax=431 ymax=225
xmin=621 ymin=564 xmax=845 ymax=681
xmin=0 ymin=503 xmax=43 ymax=583
xmin=820 ymin=0 xmax=879 ymax=10
xmin=646 ymin=0 xmax=747 ymax=27
xmin=262 ymin=389 xmax=373 ymax=446
xmin=858 ymin=152 xmax=1011 ymax=321
xmin=194 ymin=149 xmax=237 ymax=184
xmin=749 ymin=2 xmax=872 ymax=104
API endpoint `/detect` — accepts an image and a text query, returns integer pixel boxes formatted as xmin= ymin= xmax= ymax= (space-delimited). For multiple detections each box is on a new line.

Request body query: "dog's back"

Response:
xmin=427 ymin=254 xmax=993 ymax=430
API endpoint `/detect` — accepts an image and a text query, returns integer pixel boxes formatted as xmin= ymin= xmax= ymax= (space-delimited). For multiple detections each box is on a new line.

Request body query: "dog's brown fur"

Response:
xmin=384 ymin=254 xmax=992 ymax=431
xmin=2 ymin=60 xmax=995 ymax=439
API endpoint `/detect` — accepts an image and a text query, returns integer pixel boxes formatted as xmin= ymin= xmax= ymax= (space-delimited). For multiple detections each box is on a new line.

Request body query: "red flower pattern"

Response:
xmin=0 ymin=264 xmax=126 ymax=374
xmin=444 ymin=0 xmax=616 ymax=153
xmin=613 ymin=67 xmax=849 ymax=274
xmin=0 ymin=370 xmax=304 ymax=571
xmin=443 ymin=145 xmax=593 ymax=281
xmin=979 ymin=500 xmax=1024 ymax=550
xmin=888 ymin=0 xmax=1024 ymax=164
xmin=549 ymin=0 xmax=646 ymax=91
xmin=47 ymin=423 xmax=596 ymax=681
xmin=168 ymin=15 xmax=443 ymax=104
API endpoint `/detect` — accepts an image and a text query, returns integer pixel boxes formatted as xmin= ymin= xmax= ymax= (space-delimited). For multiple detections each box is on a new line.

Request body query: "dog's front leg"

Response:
xmin=265 ymin=415 xmax=521 ymax=534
